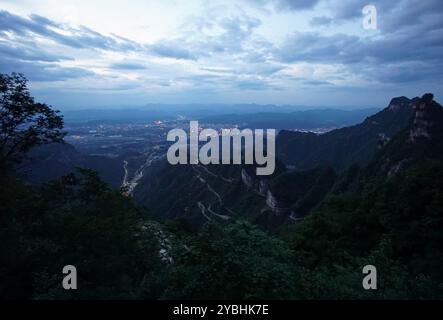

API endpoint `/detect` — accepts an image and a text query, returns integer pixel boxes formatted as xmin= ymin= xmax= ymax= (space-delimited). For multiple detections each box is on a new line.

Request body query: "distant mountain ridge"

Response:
xmin=62 ymin=106 xmax=377 ymax=125
xmin=276 ymin=96 xmax=417 ymax=171
xmin=199 ymin=108 xmax=378 ymax=130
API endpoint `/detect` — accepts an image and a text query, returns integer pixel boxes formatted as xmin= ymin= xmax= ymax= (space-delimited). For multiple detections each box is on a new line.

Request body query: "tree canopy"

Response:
xmin=0 ymin=73 xmax=64 ymax=169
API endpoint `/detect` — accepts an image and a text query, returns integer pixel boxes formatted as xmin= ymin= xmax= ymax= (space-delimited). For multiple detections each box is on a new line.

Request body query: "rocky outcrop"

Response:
xmin=241 ymin=167 xmax=289 ymax=215
xmin=241 ymin=168 xmax=255 ymax=188
xmin=409 ymin=93 xmax=440 ymax=142
xmin=367 ymin=93 xmax=443 ymax=179
xmin=388 ymin=96 xmax=413 ymax=112
xmin=377 ymin=133 xmax=390 ymax=149
xmin=258 ymin=179 xmax=269 ymax=196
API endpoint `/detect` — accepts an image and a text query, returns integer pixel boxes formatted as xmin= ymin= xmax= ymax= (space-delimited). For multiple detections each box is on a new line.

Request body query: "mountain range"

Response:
xmin=19 ymin=93 xmax=443 ymax=231
xmin=8 ymin=92 xmax=443 ymax=299
xmin=133 ymin=93 xmax=443 ymax=230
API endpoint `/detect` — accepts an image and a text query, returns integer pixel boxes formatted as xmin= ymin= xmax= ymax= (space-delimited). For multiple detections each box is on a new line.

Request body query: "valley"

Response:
xmin=20 ymin=98 xmax=412 ymax=230
xmin=19 ymin=95 xmax=442 ymax=232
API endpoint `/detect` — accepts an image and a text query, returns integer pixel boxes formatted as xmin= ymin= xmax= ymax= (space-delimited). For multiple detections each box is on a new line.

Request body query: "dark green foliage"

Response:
xmin=20 ymin=143 xmax=125 ymax=188
xmin=160 ymin=221 xmax=298 ymax=299
xmin=270 ymin=167 xmax=337 ymax=217
xmin=284 ymin=161 xmax=443 ymax=299
xmin=0 ymin=73 xmax=65 ymax=169
xmin=0 ymin=169 xmax=163 ymax=299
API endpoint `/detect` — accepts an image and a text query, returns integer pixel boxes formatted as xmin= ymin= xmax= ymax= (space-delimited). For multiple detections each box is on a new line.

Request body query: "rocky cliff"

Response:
xmin=366 ymin=93 xmax=443 ymax=178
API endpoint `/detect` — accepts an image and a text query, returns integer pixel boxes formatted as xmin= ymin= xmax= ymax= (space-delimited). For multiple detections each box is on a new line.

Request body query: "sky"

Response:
xmin=0 ymin=0 xmax=442 ymax=109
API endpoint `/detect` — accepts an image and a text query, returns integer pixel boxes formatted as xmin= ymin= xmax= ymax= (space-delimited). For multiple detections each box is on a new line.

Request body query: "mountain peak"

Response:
xmin=388 ymin=96 xmax=412 ymax=112
xmin=409 ymin=93 xmax=443 ymax=142
xmin=421 ymin=93 xmax=434 ymax=103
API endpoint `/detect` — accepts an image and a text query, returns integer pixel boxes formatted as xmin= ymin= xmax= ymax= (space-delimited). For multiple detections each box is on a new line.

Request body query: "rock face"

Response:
xmin=409 ymin=93 xmax=441 ymax=142
xmin=367 ymin=93 xmax=443 ymax=178
xmin=241 ymin=168 xmax=255 ymax=188
xmin=241 ymin=167 xmax=286 ymax=214
xmin=258 ymin=179 xmax=269 ymax=196
xmin=388 ymin=96 xmax=414 ymax=112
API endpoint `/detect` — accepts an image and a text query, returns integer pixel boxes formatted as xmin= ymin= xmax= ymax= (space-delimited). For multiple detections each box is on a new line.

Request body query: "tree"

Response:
xmin=161 ymin=221 xmax=298 ymax=299
xmin=0 ymin=168 xmax=164 ymax=299
xmin=0 ymin=73 xmax=65 ymax=169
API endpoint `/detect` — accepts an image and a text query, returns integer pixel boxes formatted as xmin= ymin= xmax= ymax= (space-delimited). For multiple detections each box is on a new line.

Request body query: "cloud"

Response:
xmin=277 ymin=32 xmax=360 ymax=63
xmin=277 ymin=22 xmax=443 ymax=66
xmin=235 ymin=78 xmax=270 ymax=90
xmin=0 ymin=41 xmax=72 ymax=62
xmin=148 ymin=41 xmax=197 ymax=60
xmin=0 ymin=10 xmax=139 ymax=51
xmin=180 ymin=12 xmax=262 ymax=57
xmin=276 ymin=30 xmax=443 ymax=85
xmin=246 ymin=0 xmax=321 ymax=11
xmin=110 ymin=62 xmax=147 ymax=70
xmin=361 ymin=61 xmax=443 ymax=84
xmin=310 ymin=16 xmax=332 ymax=27
xmin=252 ymin=0 xmax=443 ymax=35
xmin=273 ymin=0 xmax=321 ymax=11
xmin=324 ymin=0 xmax=443 ymax=35
xmin=0 ymin=58 xmax=94 ymax=81
xmin=0 ymin=1 xmax=442 ymax=106
xmin=302 ymin=79 xmax=332 ymax=86
xmin=272 ymin=0 xmax=443 ymax=87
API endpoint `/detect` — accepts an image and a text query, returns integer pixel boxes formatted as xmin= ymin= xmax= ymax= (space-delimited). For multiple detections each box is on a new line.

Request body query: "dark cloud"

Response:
xmin=0 ymin=10 xmax=139 ymax=51
xmin=0 ymin=41 xmax=72 ymax=62
xmin=379 ymin=0 xmax=443 ymax=34
xmin=0 ymin=10 xmax=145 ymax=82
xmin=278 ymin=22 xmax=443 ymax=65
xmin=326 ymin=0 xmax=443 ymax=35
xmin=276 ymin=31 xmax=443 ymax=84
xmin=0 ymin=58 xmax=94 ymax=81
xmin=251 ymin=0 xmax=443 ymax=36
xmin=276 ymin=0 xmax=443 ymax=86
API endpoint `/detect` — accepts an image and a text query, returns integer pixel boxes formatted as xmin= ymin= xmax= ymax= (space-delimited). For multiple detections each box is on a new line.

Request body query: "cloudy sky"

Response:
xmin=0 ymin=0 xmax=442 ymax=109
